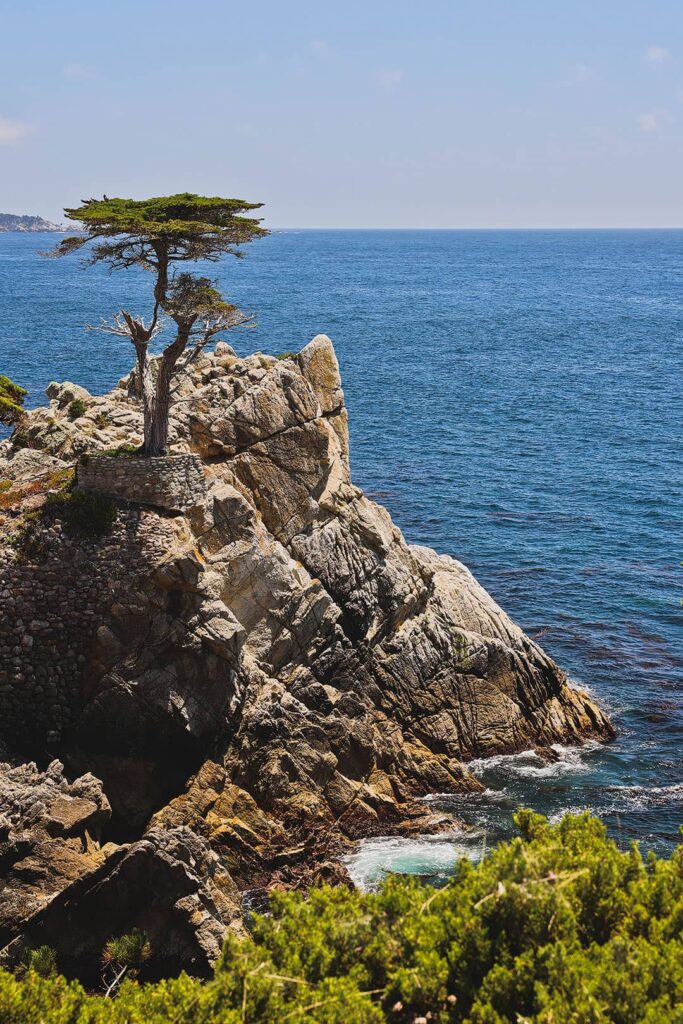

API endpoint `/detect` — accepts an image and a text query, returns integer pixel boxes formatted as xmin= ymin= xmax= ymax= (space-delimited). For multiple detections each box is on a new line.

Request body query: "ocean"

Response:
xmin=1 ymin=228 xmax=681 ymax=885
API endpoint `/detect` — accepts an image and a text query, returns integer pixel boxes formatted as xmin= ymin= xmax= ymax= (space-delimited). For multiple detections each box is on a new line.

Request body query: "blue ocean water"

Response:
xmin=1 ymin=229 xmax=681 ymax=881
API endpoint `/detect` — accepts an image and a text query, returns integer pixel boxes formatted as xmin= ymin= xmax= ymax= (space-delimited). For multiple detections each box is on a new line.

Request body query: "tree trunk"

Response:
xmin=134 ymin=343 xmax=158 ymax=456
xmin=143 ymin=379 xmax=170 ymax=457
xmin=140 ymin=326 xmax=191 ymax=457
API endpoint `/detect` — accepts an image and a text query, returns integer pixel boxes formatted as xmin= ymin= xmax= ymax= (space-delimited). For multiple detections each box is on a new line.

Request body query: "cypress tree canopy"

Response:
xmin=48 ymin=191 xmax=266 ymax=455
xmin=52 ymin=193 xmax=267 ymax=267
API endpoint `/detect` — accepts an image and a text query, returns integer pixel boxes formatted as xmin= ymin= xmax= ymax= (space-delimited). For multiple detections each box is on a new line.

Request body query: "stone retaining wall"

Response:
xmin=0 ymin=509 xmax=176 ymax=747
xmin=78 ymin=453 xmax=205 ymax=513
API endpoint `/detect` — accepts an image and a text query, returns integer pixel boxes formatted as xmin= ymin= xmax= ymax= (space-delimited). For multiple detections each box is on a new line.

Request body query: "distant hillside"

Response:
xmin=0 ymin=213 xmax=65 ymax=232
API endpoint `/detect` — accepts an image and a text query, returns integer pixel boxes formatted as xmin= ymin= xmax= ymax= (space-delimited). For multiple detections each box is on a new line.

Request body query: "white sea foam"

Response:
xmin=546 ymin=782 xmax=683 ymax=820
xmin=605 ymin=781 xmax=683 ymax=810
xmin=567 ymin=676 xmax=594 ymax=696
xmin=343 ymin=833 xmax=480 ymax=891
xmin=547 ymin=806 xmax=593 ymax=824
xmin=466 ymin=741 xmax=601 ymax=781
xmin=422 ymin=786 xmax=510 ymax=805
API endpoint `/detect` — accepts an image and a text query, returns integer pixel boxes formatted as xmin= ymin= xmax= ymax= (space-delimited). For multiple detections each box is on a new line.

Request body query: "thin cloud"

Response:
xmin=636 ymin=113 xmax=660 ymax=132
xmin=63 ymin=63 xmax=95 ymax=80
xmin=645 ymin=46 xmax=670 ymax=64
xmin=0 ymin=116 xmax=31 ymax=145
xmin=377 ymin=70 xmax=403 ymax=94
xmin=568 ymin=62 xmax=593 ymax=83
xmin=310 ymin=40 xmax=328 ymax=54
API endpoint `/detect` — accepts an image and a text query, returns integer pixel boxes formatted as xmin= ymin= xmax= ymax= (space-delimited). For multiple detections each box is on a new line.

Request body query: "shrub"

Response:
xmin=10 ymin=427 xmax=30 ymax=449
xmin=19 ymin=946 xmax=58 ymax=979
xmin=45 ymin=486 xmax=116 ymax=535
xmin=0 ymin=374 xmax=27 ymax=426
xmin=101 ymin=443 xmax=139 ymax=458
xmin=276 ymin=351 xmax=298 ymax=360
xmin=0 ymin=813 xmax=681 ymax=1022
xmin=95 ymin=411 xmax=110 ymax=428
xmin=102 ymin=929 xmax=151 ymax=974
xmin=102 ymin=929 xmax=151 ymax=995
xmin=67 ymin=398 xmax=88 ymax=419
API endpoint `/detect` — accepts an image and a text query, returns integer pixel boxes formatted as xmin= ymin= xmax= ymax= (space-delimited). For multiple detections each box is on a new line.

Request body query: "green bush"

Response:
xmin=19 ymin=945 xmax=58 ymax=979
xmin=67 ymin=398 xmax=88 ymax=420
xmin=101 ymin=443 xmax=139 ymax=458
xmin=102 ymin=930 xmax=151 ymax=995
xmin=10 ymin=427 xmax=30 ymax=449
xmin=0 ymin=812 xmax=681 ymax=1022
xmin=45 ymin=486 xmax=116 ymax=535
xmin=102 ymin=930 xmax=151 ymax=973
xmin=0 ymin=374 xmax=27 ymax=426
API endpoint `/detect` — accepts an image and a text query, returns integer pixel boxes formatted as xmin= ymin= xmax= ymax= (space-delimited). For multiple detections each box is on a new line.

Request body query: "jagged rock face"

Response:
xmin=0 ymin=760 xmax=241 ymax=980
xmin=0 ymin=335 xmax=613 ymax=978
xmin=0 ymin=761 xmax=112 ymax=946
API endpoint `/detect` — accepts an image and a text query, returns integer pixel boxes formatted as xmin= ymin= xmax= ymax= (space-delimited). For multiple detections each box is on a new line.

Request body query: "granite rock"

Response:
xmin=0 ymin=334 xmax=613 ymax=976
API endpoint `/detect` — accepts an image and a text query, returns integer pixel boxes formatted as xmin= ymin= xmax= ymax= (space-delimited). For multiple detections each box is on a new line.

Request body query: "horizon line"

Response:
xmin=270 ymin=225 xmax=683 ymax=232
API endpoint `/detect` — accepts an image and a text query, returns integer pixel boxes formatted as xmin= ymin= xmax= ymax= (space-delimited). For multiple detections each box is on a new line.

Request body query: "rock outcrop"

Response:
xmin=0 ymin=335 xmax=613 ymax=978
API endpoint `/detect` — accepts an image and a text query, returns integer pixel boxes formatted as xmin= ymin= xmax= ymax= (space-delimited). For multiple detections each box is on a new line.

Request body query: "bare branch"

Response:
xmin=168 ymin=311 xmax=256 ymax=394
xmin=84 ymin=311 xmax=167 ymax=341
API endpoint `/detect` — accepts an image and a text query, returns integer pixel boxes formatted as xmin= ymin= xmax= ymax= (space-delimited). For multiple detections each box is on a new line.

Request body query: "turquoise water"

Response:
xmin=1 ymin=229 xmax=681 ymax=881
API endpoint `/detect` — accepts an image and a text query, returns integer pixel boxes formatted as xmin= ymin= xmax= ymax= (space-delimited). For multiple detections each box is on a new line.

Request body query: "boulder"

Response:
xmin=45 ymin=381 xmax=92 ymax=407
xmin=0 ymin=761 xmax=112 ymax=946
xmin=0 ymin=446 xmax=67 ymax=482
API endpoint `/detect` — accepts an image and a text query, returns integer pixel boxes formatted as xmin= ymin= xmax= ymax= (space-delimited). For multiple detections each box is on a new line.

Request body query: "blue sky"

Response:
xmin=1 ymin=0 xmax=682 ymax=227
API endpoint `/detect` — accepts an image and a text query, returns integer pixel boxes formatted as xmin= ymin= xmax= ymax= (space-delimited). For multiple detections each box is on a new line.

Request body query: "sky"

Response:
xmin=1 ymin=0 xmax=683 ymax=228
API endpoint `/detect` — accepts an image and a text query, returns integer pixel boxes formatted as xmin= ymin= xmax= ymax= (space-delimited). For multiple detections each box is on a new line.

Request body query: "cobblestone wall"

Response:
xmin=0 ymin=509 xmax=176 ymax=748
xmin=77 ymin=453 xmax=206 ymax=513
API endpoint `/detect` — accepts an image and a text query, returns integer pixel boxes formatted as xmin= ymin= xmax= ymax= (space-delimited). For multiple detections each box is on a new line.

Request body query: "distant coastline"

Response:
xmin=0 ymin=213 xmax=67 ymax=232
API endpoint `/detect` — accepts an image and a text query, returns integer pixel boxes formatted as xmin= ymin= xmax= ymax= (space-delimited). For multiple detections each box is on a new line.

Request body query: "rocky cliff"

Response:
xmin=0 ymin=336 xmax=613 ymax=978
xmin=0 ymin=214 xmax=65 ymax=232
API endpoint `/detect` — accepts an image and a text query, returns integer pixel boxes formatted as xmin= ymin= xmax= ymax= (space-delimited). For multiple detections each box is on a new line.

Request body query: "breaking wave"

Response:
xmin=343 ymin=833 xmax=481 ymax=891
xmin=466 ymin=741 xmax=602 ymax=781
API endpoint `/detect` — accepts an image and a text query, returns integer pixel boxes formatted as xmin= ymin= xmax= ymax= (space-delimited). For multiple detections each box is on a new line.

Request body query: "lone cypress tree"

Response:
xmin=51 ymin=194 xmax=267 ymax=455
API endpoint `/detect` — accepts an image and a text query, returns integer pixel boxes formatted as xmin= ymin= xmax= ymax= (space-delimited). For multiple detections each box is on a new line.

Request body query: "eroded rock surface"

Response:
xmin=0 ymin=335 xmax=613 ymax=977
xmin=0 ymin=760 xmax=240 ymax=979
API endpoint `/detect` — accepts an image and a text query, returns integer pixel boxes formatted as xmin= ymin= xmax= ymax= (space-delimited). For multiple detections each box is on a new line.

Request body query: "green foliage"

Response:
xmin=20 ymin=946 xmax=58 ymax=979
xmin=0 ymin=373 xmax=27 ymax=426
xmin=102 ymin=443 xmax=139 ymax=457
xmin=276 ymin=351 xmax=299 ymax=360
xmin=102 ymin=930 xmax=151 ymax=973
xmin=10 ymin=427 xmax=29 ymax=449
xmin=164 ymin=272 xmax=245 ymax=332
xmin=51 ymin=192 xmax=267 ymax=268
xmin=0 ymin=813 xmax=681 ymax=1022
xmin=67 ymin=398 xmax=88 ymax=420
xmin=48 ymin=192 xmax=266 ymax=457
xmin=4 ymin=470 xmax=88 ymax=556
xmin=0 ymin=467 xmax=73 ymax=515
xmin=45 ymin=486 xmax=116 ymax=536
xmin=102 ymin=930 xmax=152 ymax=994
xmin=95 ymin=411 xmax=110 ymax=428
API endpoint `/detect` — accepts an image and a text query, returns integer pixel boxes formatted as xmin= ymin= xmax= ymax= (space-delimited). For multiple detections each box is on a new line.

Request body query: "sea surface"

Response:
xmin=1 ymin=229 xmax=681 ymax=886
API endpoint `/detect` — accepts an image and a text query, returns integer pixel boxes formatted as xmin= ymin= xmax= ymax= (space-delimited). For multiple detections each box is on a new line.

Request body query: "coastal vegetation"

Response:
xmin=1 ymin=812 xmax=680 ymax=1023
xmin=50 ymin=193 xmax=267 ymax=456
xmin=0 ymin=375 xmax=27 ymax=426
